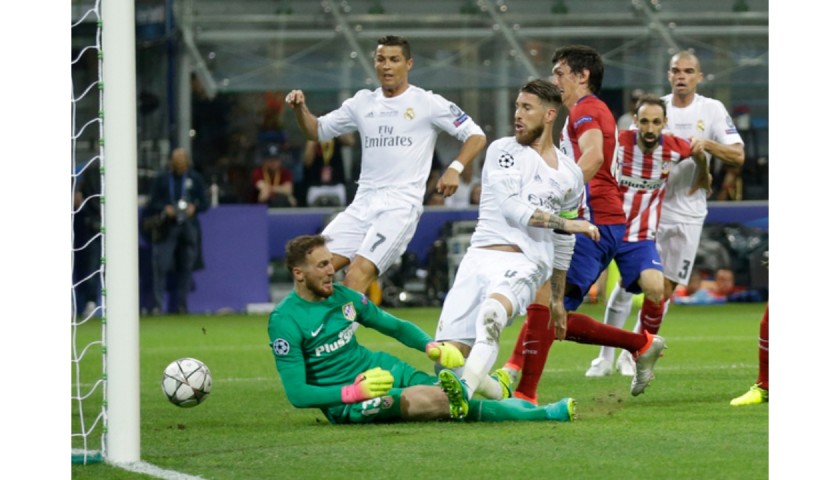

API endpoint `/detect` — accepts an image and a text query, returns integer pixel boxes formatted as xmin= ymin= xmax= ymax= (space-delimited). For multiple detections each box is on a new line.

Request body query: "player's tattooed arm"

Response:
xmin=529 ymin=210 xmax=601 ymax=240
xmin=528 ymin=210 xmax=567 ymax=229
xmin=549 ymin=268 xmax=569 ymax=341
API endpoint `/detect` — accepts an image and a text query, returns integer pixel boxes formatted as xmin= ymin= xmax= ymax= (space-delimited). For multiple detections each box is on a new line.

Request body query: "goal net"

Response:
xmin=71 ymin=0 xmax=106 ymax=465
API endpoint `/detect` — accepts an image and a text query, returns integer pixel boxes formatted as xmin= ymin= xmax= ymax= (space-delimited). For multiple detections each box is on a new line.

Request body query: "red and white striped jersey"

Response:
xmin=615 ymin=130 xmax=692 ymax=241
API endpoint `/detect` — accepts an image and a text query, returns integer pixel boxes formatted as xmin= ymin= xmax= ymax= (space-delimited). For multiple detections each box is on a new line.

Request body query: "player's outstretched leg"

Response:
xmin=543 ymin=398 xmax=577 ymax=422
xmin=465 ymin=397 xmax=576 ymax=422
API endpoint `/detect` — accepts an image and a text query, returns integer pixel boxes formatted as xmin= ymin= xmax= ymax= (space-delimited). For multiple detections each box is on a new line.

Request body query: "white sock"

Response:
xmin=476 ymin=374 xmax=503 ymax=400
xmin=462 ymin=298 xmax=508 ymax=400
xmin=631 ymin=310 xmax=642 ymax=334
xmin=596 ymin=284 xmax=635 ymax=364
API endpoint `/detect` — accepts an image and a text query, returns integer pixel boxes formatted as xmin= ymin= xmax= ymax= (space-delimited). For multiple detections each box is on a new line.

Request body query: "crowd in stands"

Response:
xmin=672 ymin=267 xmax=764 ymax=304
xmin=194 ymin=126 xmax=484 ymax=209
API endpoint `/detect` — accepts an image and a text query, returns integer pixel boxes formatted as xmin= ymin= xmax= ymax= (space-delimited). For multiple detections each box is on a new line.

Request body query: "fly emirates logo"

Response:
xmin=314 ymin=325 xmax=356 ymax=356
xmin=364 ymin=125 xmax=413 ymax=148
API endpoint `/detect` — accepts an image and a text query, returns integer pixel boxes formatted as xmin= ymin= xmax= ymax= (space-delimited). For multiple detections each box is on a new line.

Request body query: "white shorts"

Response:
xmin=656 ymin=220 xmax=703 ymax=285
xmin=322 ymin=189 xmax=421 ymax=275
xmin=435 ymin=248 xmax=549 ymax=346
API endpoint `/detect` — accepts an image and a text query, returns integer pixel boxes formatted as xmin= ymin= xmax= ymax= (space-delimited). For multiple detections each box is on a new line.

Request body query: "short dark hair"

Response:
xmin=376 ymin=35 xmax=411 ymax=60
xmin=551 ymin=45 xmax=604 ymax=95
xmin=285 ymin=235 xmax=327 ymax=273
xmin=520 ymin=78 xmax=562 ymax=108
xmin=634 ymin=93 xmax=667 ymax=117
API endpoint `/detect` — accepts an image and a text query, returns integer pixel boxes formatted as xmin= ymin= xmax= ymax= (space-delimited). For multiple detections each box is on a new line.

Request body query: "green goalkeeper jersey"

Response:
xmin=268 ymin=285 xmax=432 ymax=409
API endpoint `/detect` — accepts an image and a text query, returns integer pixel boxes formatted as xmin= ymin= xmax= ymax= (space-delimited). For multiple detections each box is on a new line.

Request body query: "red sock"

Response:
xmin=513 ymin=305 xmax=554 ymax=401
xmin=639 ymin=297 xmax=665 ymax=335
xmin=566 ymin=312 xmax=648 ymax=353
xmin=757 ymin=306 xmax=769 ymax=390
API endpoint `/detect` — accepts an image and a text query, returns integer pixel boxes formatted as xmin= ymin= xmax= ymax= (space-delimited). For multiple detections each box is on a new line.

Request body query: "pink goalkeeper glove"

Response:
xmin=340 ymin=367 xmax=394 ymax=404
xmin=426 ymin=342 xmax=465 ymax=369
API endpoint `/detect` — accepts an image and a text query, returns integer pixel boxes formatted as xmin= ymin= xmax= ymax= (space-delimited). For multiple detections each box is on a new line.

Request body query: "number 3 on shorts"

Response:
xmin=678 ymin=259 xmax=690 ymax=280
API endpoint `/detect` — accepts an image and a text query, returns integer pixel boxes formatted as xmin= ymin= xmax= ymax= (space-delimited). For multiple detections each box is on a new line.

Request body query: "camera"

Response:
xmin=176 ymin=199 xmax=189 ymax=224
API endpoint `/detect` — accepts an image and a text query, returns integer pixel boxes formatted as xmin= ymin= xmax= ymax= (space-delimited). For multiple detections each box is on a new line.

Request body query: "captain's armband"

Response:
xmin=552 ymin=210 xmax=579 ymax=235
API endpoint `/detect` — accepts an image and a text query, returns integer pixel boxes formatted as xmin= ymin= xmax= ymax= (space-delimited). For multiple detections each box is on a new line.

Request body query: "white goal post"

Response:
xmin=101 ymin=0 xmax=141 ymax=464
xmin=71 ymin=0 xmax=140 ymax=466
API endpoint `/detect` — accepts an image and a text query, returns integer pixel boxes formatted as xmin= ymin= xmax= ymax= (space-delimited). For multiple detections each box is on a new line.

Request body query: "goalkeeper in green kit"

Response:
xmin=268 ymin=234 xmax=575 ymax=424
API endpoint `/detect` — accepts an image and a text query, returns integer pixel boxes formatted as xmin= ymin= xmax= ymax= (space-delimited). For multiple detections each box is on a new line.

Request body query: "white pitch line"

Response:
xmin=542 ymin=363 xmax=755 ymax=374
xmin=114 ymin=460 xmax=207 ymax=480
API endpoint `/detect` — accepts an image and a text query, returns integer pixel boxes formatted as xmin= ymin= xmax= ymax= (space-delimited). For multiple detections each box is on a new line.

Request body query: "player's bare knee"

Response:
xmin=331 ymin=254 xmax=350 ymax=272
xmin=640 ymin=270 xmax=665 ymax=303
xmin=642 ymin=283 xmax=665 ymax=304
xmin=644 ymin=290 xmax=664 ymax=305
xmin=343 ymin=259 xmax=380 ymax=293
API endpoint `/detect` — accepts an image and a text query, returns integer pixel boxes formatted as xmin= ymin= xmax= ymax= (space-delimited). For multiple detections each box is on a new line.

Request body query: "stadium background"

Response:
xmin=57 ymin=0 xmax=788 ymax=478
xmin=71 ymin=0 xmax=769 ymax=314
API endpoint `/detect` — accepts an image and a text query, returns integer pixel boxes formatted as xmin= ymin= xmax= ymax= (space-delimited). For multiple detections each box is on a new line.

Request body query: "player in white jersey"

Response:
xmin=605 ymin=51 xmax=745 ymax=375
xmin=586 ymin=94 xmax=709 ymax=377
xmin=286 ymin=35 xmax=486 ymax=296
xmin=432 ymin=79 xmax=599 ymax=419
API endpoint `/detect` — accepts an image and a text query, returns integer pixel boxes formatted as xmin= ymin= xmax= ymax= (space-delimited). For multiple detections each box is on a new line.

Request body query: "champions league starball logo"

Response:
xmin=498 ymin=153 xmax=515 ymax=168
xmin=272 ymin=338 xmax=290 ymax=356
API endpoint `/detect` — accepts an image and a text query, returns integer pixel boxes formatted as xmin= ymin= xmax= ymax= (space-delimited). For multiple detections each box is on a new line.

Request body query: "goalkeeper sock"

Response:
xmin=513 ymin=304 xmax=554 ymax=402
xmin=466 ymin=398 xmax=548 ymax=422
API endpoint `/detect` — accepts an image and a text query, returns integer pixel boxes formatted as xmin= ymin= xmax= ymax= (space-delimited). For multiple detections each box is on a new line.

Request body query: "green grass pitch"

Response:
xmin=71 ymin=302 xmax=768 ymax=479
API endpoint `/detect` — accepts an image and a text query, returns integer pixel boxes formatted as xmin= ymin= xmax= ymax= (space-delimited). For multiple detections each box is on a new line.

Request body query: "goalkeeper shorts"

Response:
xmin=323 ymin=357 xmax=436 ymax=424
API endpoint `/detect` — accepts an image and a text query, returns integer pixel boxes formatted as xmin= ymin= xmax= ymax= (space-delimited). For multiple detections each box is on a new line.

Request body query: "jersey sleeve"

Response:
xmin=708 ymin=99 xmax=744 ymax=146
xmin=484 ymin=141 xmax=537 ymax=226
xmin=667 ymin=134 xmax=693 ymax=161
xmin=556 ymin=150 xmax=585 ymax=214
xmin=568 ymin=102 xmax=603 ymax=138
xmin=354 ymin=293 xmax=432 ymax=352
xmin=268 ymin=310 xmax=345 ymax=408
xmin=427 ymin=92 xmax=485 ymax=142
xmin=317 ymin=92 xmax=362 ymax=140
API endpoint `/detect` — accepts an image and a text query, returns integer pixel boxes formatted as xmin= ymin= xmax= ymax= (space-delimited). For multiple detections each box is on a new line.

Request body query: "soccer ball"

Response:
xmin=161 ymin=357 xmax=212 ymax=407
